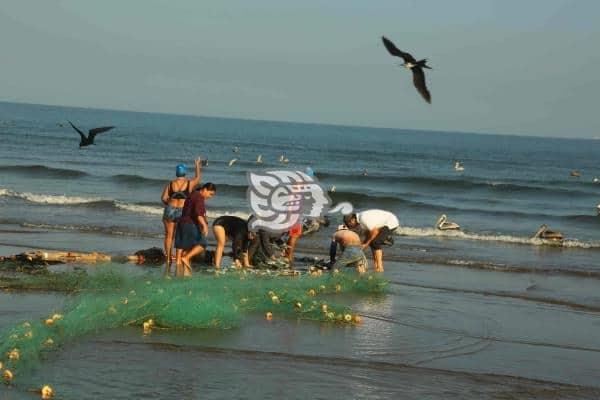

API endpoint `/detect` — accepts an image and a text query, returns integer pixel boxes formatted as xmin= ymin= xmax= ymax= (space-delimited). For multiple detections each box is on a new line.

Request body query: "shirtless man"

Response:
xmin=329 ymin=225 xmax=368 ymax=274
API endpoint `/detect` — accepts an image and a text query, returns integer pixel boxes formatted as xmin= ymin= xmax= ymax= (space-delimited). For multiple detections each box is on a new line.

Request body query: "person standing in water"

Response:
xmin=174 ymin=183 xmax=216 ymax=276
xmin=343 ymin=209 xmax=399 ymax=273
xmin=161 ymin=158 xmax=202 ymax=275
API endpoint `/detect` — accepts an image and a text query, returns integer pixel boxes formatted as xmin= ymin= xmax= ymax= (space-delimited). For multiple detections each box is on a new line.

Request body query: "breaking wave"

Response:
xmin=395 ymin=226 xmax=600 ymax=249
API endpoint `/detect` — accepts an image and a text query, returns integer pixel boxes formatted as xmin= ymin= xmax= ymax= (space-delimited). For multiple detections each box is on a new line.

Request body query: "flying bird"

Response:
xmin=68 ymin=121 xmax=115 ymax=147
xmin=381 ymin=36 xmax=432 ymax=103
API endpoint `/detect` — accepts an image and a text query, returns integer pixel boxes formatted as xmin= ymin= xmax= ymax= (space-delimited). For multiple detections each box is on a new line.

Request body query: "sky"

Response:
xmin=1 ymin=0 xmax=599 ymax=138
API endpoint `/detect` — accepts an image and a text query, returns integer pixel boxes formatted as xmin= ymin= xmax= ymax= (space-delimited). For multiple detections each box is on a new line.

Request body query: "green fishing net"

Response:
xmin=1 ymin=266 xmax=387 ymax=386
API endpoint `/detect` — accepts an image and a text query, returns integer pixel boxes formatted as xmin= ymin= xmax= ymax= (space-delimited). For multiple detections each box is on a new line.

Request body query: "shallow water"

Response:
xmin=2 ymin=259 xmax=600 ymax=399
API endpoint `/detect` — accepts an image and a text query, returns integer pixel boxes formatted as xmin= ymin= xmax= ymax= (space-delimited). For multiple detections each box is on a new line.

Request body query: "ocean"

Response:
xmin=1 ymin=101 xmax=600 ymax=399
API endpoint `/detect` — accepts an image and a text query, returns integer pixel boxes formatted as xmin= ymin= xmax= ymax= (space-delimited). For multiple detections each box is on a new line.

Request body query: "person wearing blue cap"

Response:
xmin=161 ymin=157 xmax=202 ymax=275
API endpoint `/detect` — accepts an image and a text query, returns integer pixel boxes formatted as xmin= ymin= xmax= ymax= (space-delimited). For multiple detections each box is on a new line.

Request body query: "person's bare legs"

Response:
xmin=241 ymin=252 xmax=250 ymax=268
xmin=175 ymin=248 xmax=184 ymax=277
xmin=372 ymin=248 xmax=384 ymax=272
xmin=213 ymin=225 xmax=226 ymax=268
xmin=356 ymin=255 xmax=368 ymax=274
xmin=163 ymin=219 xmax=176 ymax=274
xmin=286 ymin=235 xmax=299 ymax=265
xmin=181 ymin=245 xmax=205 ymax=276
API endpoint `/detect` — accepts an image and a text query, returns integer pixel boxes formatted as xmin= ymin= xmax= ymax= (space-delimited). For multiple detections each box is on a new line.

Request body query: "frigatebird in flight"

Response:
xmin=68 ymin=121 xmax=115 ymax=147
xmin=381 ymin=36 xmax=432 ymax=104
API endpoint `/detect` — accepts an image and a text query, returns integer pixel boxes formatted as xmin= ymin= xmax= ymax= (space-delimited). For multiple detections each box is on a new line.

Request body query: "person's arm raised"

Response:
xmin=189 ymin=157 xmax=202 ymax=191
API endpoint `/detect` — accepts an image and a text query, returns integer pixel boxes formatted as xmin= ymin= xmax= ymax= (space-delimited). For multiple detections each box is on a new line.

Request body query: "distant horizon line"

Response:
xmin=1 ymin=99 xmax=597 ymax=142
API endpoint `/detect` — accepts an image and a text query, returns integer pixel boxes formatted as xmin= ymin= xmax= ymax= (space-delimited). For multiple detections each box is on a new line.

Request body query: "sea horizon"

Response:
xmin=3 ymin=99 xmax=598 ymax=142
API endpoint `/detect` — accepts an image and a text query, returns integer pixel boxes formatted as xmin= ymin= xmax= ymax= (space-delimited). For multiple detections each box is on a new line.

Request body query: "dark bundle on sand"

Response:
xmin=134 ymin=247 xmax=166 ymax=265
xmin=126 ymin=248 xmax=213 ymax=266
xmin=0 ymin=253 xmax=53 ymax=274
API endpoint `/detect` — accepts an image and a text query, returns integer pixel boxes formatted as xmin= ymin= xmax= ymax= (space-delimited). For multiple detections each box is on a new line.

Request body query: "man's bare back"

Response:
xmin=332 ymin=229 xmax=362 ymax=247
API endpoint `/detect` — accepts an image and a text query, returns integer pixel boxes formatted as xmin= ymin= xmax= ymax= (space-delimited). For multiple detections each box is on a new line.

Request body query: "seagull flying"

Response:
xmin=68 ymin=121 xmax=115 ymax=147
xmin=381 ymin=36 xmax=432 ymax=103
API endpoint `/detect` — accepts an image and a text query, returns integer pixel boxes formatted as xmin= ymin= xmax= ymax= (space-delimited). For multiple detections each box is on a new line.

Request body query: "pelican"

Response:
xmin=436 ymin=214 xmax=460 ymax=231
xmin=68 ymin=120 xmax=115 ymax=147
xmin=570 ymin=170 xmax=581 ymax=177
xmin=256 ymin=154 xmax=263 ymax=164
xmin=279 ymin=154 xmax=289 ymax=164
xmin=454 ymin=161 xmax=464 ymax=171
xmin=228 ymin=158 xmax=237 ymax=167
xmin=381 ymin=36 xmax=432 ymax=103
xmin=533 ymin=224 xmax=563 ymax=241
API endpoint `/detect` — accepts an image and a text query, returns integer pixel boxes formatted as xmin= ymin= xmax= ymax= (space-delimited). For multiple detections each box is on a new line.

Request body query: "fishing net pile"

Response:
xmin=1 ymin=266 xmax=387 ymax=386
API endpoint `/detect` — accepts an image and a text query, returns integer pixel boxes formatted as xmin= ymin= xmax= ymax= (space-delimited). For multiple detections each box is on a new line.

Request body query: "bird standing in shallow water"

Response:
xmin=68 ymin=121 xmax=115 ymax=147
xmin=381 ymin=36 xmax=432 ymax=104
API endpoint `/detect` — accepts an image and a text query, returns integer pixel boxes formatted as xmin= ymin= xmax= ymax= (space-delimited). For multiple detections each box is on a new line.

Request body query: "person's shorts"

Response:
xmin=175 ymin=223 xmax=207 ymax=250
xmin=289 ymin=222 xmax=303 ymax=238
xmin=163 ymin=205 xmax=183 ymax=222
xmin=369 ymin=226 xmax=397 ymax=250
xmin=333 ymin=245 xmax=367 ymax=269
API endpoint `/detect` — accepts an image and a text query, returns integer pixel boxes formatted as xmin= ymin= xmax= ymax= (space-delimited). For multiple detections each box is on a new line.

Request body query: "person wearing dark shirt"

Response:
xmin=212 ymin=215 xmax=252 ymax=268
xmin=247 ymin=228 xmax=285 ymax=267
xmin=174 ymin=183 xmax=216 ymax=276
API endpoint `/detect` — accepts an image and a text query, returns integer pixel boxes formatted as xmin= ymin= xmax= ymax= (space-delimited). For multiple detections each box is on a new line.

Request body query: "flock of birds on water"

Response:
xmin=60 ymin=36 xmax=598 ymax=235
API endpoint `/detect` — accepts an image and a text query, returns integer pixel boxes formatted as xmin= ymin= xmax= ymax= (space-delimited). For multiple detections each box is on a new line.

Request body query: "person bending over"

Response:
xmin=285 ymin=221 xmax=302 ymax=266
xmin=285 ymin=216 xmax=330 ymax=266
xmin=329 ymin=225 xmax=368 ymax=273
xmin=174 ymin=183 xmax=216 ymax=276
xmin=212 ymin=215 xmax=252 ymax=268
xmin=247 ymin=229 xmax=286 ymax=268
xmin=343 ymin=209 xmax=399 ymax=273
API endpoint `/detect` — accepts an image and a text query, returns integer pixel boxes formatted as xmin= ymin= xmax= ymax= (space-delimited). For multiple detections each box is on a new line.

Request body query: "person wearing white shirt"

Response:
xmin=343 ymin=209 xmax=399 ymax=272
